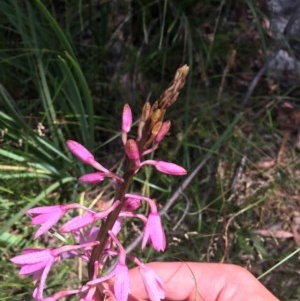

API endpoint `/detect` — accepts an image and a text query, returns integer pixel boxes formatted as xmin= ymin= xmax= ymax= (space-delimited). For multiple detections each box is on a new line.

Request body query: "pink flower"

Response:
xmin=122 ymin=104 xmax=133 ymax=145
xmin=139 ymin=264 xmax=165 ymax=301
xmin=11 ymin=248 xmax=56 ymax=300
xmin=67 ymin=140 xmax=95 ymax=165
xmin=111 ymin=217 xmax=123 ymax=236
xmin=11 ymin=248 xmax=55 ymax=277
xmin=11 ymin=243 xmax=98 ymax=301
xmin=122 ymin=104 xmax=132 ymax=134
xmin=121 ymin=195 xmax=163 ymax=246
xmin=142 ymin=212 xmax=166 ymax=251
xmin=124 ymin=139 xmax=141 ymax=171
xmin=109 ymin=231 xmax=130 ymax=301
xmin=67 ymin=140 xmax=109 ymax=173
xmin=80 ymin=171 xmax=123 ymax=185
xmin=87 ymin=261 xmax=130 ymax=301
xmin=155 ymin=121 xmax=171 ymax=143
xmin=74 ymin=226 xmax=100 ymax=245
xmin=114 ymin=262 xmax=130 ymax=301
xmin=27 ymin=205 xmax=67 ymax=239
xmin=78 ymin=172 xmax=106 ymax=184
xmin=125 ymin=139 xmax=140 ymax=161
xmin=123 ymin=197 xmax=141 ymax=211
xmin=141 ymin=160 xmax=187 ymax=176
xmin=87 ymin=232 xmax=130 ymax=301
xmin=60 ymin=201 xmax=120 ymax=232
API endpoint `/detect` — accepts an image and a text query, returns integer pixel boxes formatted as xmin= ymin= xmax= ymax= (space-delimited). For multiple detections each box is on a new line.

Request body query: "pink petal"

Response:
xmin=19 ymin=261 xmax=48 ymax=275
xmin=60 ymin=212 xmax=95 ymax=232
xmin=31 ymin=208 xmax=62 ymax=225
xmin=32 ymin=214 xmax=61 ymax=239
xmin=33 ymin=259 xmax=53 ymax=301
xmin=114 ymin=264 xmax=130 ymax=301
xmin=11 ymin=249 xmax=52 ymax=265
xmin=112 ymin=218 xmax=123 ymax=236
xmin=66 ymin=140 xmax=95 ymax=164
xmin=75 ymin=226 xmax=100 ymax=244
xmin=139 ymin=265 xmax=165 ymax=301
xmin=22 ymin=248 xmax=42 ymax=254
xmin=27 ymin=205 xmax=62 ymax=214
xmin=32 ymin=213 xmax=62 ymax=239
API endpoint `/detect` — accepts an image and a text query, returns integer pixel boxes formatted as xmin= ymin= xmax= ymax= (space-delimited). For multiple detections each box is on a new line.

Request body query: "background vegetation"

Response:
xmin=1 ymin=0 xmax=300 ymax=300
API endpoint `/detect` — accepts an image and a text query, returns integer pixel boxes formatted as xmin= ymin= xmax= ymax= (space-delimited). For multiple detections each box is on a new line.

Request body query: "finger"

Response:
xmin=128 ymin=262 xmax=280 ymax=301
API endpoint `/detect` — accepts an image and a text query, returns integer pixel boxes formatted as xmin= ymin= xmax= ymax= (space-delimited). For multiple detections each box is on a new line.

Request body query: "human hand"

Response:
xmin=127 ymin=262 xmax=280 ymax=301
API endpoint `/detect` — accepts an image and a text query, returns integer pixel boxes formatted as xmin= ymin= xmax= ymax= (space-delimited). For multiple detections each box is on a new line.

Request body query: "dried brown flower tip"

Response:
xmin=138 ymin=65 xmax=189 ymax=148
xmin=158 ymin=64 xmax=189 ymax=109
xmin=150 ymin=108 xmax=164 ymax=129
xmin=175 ymin=64 xmax=189 ymax=80
xmin=144 ymin=121 xmax=162 ymax=148
xmin=141 ymin=101 xmax=151 ymax=123
xmin=151 ymin=121 xmax=162 ymax=137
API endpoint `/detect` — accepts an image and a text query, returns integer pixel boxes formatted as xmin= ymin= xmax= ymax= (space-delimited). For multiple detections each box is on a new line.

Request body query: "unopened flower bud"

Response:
xmin=155 ymin=121 xmax=171 ymax=143
xmin=67 ymin=140 xmax=94 ymax=164
xmin=122 ymin=104 xmax=132 ymax=133
xmin=141 ymin=101 xmax=151 ymax=123
xmin=151 ymin=121 xmax=162 ymax=137
xmin=125 ymin=139 xmax=140 ymax=161
xmin=150 ymin=109 xmax=163 ymax=129
xmin=154 ymin=161 xmax=187 ymax=175
xmin=141 ymin=160 xmax=187 ymax=176
xmin=123 ymin=198 xmax=141 ymax=211
xmin=137 ymin=101 xmax=151 ymax=141
xmin=78 ymin=172 xmax=106 ymax=184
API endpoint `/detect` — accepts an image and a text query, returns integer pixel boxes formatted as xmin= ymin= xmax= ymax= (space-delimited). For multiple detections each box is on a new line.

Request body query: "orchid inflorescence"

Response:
xmin=11 ymin=65 xmax=189 ymax=301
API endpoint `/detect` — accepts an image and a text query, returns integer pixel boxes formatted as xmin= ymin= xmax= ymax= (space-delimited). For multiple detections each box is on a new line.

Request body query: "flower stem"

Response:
xmin=87 ymin=160 xmax=135 ymax=298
